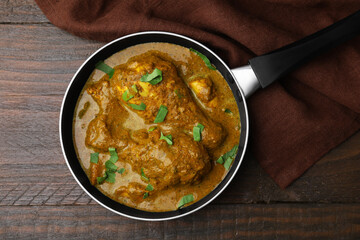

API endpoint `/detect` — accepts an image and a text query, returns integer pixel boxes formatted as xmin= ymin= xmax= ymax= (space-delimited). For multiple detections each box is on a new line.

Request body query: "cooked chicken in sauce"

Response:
xmin=73 ymin=43 xmax=240 ymax=211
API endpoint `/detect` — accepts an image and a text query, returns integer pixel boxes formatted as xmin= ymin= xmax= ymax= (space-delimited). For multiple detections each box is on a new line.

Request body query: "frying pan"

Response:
xmin=60 ymin=10 xmax=360 ymax=221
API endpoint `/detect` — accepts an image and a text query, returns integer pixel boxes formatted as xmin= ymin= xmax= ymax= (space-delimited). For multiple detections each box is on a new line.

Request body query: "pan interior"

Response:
xmin=60 ymin=32 xmax=248 ymax=220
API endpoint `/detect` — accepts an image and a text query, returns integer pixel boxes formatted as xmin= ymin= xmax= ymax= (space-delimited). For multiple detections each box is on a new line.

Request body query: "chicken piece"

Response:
xmin=86 ymin=116 xmax=211 ymax=190
xmin=189 ymin=76 xmax=215 ymax=102
xmin=86 ymin=79 xmax=111 ymax=111
xmin=111 ymin=51 xmax=225 ymax=149
xmin=125 ymin=130 xmax=211 ymax=190
xmin=85 ymin=96 xmax=211 ymax=190
xmin=84 ymin=51 xmax=220 ymax=192
xmin=115 ymin=182 xmax=146 ymax=204
xmin=85 ymin=99 xmax=130 ymax=152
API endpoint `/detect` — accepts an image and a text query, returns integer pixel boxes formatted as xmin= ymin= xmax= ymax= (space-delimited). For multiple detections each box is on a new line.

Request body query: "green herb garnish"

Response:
xmin=224 ymin=108 xmax=232 ymax=114
xmin=141 ymin=168 xmax=149 ymax=182
xmin=193 ymin=123 xmax=204 ymax=142
xmin=216 ymin=145 xmax=238 ymax=170
xmin=140 ymin=68 xmax=163 ymax=85
xmin=216 ymin=156 xmax=224 ymax=164
xmin=175 ymin=89 xmax=183 ymax=99
xmin=145 ymin=184 xmax=154 ymax=191
xmin=154 ymin=105 xmax=168 ymax=123
xmin=143 ymin=192 xmax=149 ymax=199
xmin=222 ymin=145 xmax=238 ymax=161
xmin=129 ymin=102 xmax=146 ymax=111
xmin=105 ymin=171 xmax=116 ymax=183
xmin=97 ymin=149 xmax=122 ymax=185
xmin=95 ymin=61 xmax=115 ymax=79
xmin=190 ymin=48 xmax=216 ymax=70
xmin=105 ymin=160 xmax=118 ymax=172
xmin=108 ymin=147 xmax=118 ymax=163
xmin=131 ymin=84 xmax=138 ymax=93
xmin=122 ymin=89 xmax=134 ymax=102
xmin=160 ymin=132 xmax=173 ymax=145
xmin=97 ymin=172 xmax=108 ymax=184
xmin=198 ymin=123 xmax=205 ymax=131
xmin=90 ymin=152 xmax=99 ymax=164
xmin=224 ymin=156 xmax=233 ymax=170
xmin=97 ymin=169 xmax=116 ymax=184
xmin=148 ymin=126 xmax=157 ymax=132
xmin=178 ymin=194 xmax=194 ymax=208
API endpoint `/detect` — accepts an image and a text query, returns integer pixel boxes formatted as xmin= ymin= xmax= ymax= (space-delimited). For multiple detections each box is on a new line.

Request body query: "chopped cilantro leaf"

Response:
xmin=141 ymin=168 xmax=149 ymax=182
xmin=222 ymin=145 xmax=238 ymax=161
xmin=105 ymin=171 xmax=116 ymax=183
xmin=190 ymin=48 xmax=216 ymax=70
xmin=148 ymin=126 xmax=157 ymax=132
xmin=131 ymin=84 xmax=138 ymax=93
xmin=197 ymin=123 xmax=205 ymax=131
xmin=90 ymin=152 xmax=99 ymax=164
xmin=122 ymin=89 xmax=134 ymax=102
xmin=108 ymin=147 xmax=118 ymax=163
xmin=145 ymin=184 xmax=154 ymax=191
xmin=140 ymin=68 xmax=163 ymax=85
xmin=160 ymin=132 xmax=173 ymax=145
xmin=95 ymin=61 xmax=115 ymax=79
xmin=216 ymin=145 xmax=238 ymax=170
xmin=154 ymin=105 xmax=168 ymax=123
xmin=193 ymin=123 xmax=204 ymax=142
xmin=105 ymin=160 xmax=118 ymax=172
xmin=224 ymin=156 xmax=234 ymax=170
xmin=216 ymin=156 xmax=224 ymax=164
xmin=178 ymin=194 xmax=194 ymax=208
xmin=129 ymin=102 xmax=146 ymax=111
xmin=97 ymin=172 xmax=107 ymax=184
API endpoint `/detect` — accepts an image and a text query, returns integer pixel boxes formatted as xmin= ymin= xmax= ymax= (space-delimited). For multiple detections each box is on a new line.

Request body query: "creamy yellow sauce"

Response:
xmin=73 ymin=43 xmax=240 ymax=211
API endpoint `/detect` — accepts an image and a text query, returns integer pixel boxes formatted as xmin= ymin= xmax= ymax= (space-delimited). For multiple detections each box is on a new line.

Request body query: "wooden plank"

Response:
xmin=0 ymin=204 xmax=359 ymax=239
xmin=0 ymin=0 xmax=48 ymax=23
xmin=218 ymin=131 xmax=360 ymax=204
xmin=0 ymin=26 xmax=101 ymax=71
xmin=1 ymin=24 xmax=360 ymax=205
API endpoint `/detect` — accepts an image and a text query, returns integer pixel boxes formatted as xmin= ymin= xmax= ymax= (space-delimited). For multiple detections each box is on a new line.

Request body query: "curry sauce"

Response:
xmin=73 ymin=43 xmax=240 ymax=211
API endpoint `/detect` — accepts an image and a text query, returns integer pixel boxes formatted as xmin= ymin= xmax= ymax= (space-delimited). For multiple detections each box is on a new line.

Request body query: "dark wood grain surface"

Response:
xmin=1 ymin=1 xmax=360 ymax=239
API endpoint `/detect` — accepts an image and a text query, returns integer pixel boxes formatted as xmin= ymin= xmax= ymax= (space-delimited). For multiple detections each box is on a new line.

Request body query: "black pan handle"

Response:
xmin=249 ymin=10 xmax=360 ymax=88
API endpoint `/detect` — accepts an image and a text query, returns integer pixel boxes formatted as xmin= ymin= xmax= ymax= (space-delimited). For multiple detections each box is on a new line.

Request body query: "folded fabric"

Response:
xmin=35 ymin=0 xmax=360 ymax=188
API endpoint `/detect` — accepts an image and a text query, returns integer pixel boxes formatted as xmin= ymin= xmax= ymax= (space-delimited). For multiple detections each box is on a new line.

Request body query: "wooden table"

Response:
xmin=1 ymin=1 xmax=360 ymax=239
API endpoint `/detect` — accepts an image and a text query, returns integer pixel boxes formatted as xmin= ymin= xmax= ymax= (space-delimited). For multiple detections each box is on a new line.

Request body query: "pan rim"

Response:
xmin=59 ymin=31 xmax=249 ymax=221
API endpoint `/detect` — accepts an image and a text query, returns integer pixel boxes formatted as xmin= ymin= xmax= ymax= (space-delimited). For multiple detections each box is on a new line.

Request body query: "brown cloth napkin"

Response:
xmin=35 ymin=0 xmax=360 ymax=188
